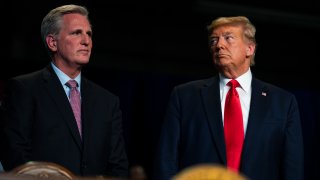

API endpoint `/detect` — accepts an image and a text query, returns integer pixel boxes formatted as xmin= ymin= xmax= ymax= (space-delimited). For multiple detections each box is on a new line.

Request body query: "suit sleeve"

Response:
xmin=153 ymin=87 xmax=181 ymax=180
xmin=2 ymin=79 xmax=33 ymax=170
xmin=283 ymin=95 xmax=304 ymax=180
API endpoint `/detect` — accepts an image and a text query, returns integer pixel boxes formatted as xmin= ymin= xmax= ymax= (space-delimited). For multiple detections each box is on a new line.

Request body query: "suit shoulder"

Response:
xmin=174 ymin=77 xmax=214 ymax=90
xmin=254 ymin=78 xmax=295 ymax=97
xmin=84 ymin=79 xmax=118 ymax=100
xmin=11 ymin=69 xmax=43 ymax=82
xmin=7 ymin=68 xmax=46 ymax=89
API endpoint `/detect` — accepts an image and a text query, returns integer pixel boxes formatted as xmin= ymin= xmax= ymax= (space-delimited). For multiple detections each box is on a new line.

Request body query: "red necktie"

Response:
xmin=66 ymin=80 xmax=82 ymax=137
xmin=224 ymin=79 xmax=244 ymax=172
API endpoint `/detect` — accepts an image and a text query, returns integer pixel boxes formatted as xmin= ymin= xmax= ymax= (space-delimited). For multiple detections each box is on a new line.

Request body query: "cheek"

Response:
xmin=233 ymin=46 xmax=247 ymax=56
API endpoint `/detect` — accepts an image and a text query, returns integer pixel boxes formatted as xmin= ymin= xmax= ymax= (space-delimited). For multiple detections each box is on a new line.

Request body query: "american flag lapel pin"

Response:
xmin=262 ymin=92 xmax=267 ymax=96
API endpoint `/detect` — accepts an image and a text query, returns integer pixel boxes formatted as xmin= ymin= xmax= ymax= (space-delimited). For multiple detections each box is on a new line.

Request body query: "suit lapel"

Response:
xmin=41 ymin=65 xmax=82 ymax=148
xmin=241 ymin=78 xmax=270 ymax=163
xmin=201 ymin=77 xmax=226 ymax=164
xmin=80 ymin=78 xmax=94 ymax=158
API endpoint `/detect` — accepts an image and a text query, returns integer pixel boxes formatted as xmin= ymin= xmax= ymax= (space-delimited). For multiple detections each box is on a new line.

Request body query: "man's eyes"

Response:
xmin=210 ymin=35 xmax=235 ymax=46
xmin=210 ymin=38 xmax=218 ymax=46
xmin=225 ymin=35 xmax=234 ymax=40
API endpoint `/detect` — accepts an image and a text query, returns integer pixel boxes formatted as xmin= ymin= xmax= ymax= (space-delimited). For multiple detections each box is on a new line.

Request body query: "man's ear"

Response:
xmin=46 ymin=34 xmax=57 ymax=51
xmin=246 ymin=44 xmax=256 ymax=56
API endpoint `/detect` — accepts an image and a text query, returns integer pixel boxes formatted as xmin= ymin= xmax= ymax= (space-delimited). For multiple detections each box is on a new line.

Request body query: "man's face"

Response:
xmin=210 ymin=25 xmax=253 ymax=74
xmin=54 ymin=13 xmax=92 ymax=67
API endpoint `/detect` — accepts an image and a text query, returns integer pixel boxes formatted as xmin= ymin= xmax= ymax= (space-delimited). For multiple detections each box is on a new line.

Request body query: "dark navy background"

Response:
xmin=1 ymin=1 xmax=319 ymax=179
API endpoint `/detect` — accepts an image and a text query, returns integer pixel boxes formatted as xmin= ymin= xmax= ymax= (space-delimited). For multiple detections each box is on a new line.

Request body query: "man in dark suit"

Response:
xmin=153 ymin=16 xmax=304 ymax=180
xmin=1 ymin=4 xmax=128 ymax=177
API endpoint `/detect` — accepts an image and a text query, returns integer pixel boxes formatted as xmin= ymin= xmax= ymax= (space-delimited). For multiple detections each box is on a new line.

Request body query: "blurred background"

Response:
xmin=2 ymin=0 xmax=320 ymax=179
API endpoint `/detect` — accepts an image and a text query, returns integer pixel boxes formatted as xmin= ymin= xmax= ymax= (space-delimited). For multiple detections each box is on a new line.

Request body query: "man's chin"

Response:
xmin=214 ymin=59 xmax=231 ymax=66
xmin=77 ymin=59 xmax=90 ymax=65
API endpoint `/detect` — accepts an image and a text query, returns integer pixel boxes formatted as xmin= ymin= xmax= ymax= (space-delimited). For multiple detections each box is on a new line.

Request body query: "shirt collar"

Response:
xmin=51 ymin=62 xmax=81 ymax=87
xmin=219 ymin=68 xmax=252 ymax=93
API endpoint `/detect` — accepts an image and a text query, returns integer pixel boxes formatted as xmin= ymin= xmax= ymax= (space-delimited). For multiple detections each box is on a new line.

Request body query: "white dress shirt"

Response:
xmin=219 ymin=69 xmax=252 ymax=135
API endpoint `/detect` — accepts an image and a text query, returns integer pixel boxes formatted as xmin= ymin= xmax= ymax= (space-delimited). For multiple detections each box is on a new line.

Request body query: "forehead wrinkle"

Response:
xmin=211 ymin=31 xmax=235 ymax=38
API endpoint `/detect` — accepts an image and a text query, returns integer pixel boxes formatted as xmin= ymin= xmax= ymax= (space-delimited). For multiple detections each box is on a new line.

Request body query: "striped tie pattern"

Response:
xmin=66 ymin=80 xmax=82 ymax=137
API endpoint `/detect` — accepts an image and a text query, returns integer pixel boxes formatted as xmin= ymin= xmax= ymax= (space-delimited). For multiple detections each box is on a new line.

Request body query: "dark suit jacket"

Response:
xmin=154 ymin=76 xmax=304 ymax=180
xmin=1 ymin=65 xmax=128 ymax=177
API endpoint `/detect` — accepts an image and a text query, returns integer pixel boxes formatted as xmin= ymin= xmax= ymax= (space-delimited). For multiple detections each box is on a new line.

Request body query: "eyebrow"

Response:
xmin=211 ymin=31 xmax=234 ymax=38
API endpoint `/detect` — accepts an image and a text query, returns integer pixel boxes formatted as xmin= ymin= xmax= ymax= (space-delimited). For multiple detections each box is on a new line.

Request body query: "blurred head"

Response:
xmin=207 ymin=16 xmax=256 ymax=78
xmin=41 ymin=4 xmax=92 ymax=70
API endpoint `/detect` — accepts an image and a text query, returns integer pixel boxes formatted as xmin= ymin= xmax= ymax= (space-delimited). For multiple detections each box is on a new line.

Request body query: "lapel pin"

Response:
xmin=262 ymin=92 xmax=267 ymax=96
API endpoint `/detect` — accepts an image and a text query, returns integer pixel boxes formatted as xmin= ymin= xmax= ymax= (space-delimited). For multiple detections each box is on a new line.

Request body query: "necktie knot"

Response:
xmin=66 ymin=80 xmax=78 ymax=89
xmin=227 ymin=79 xmax=240 ymax=89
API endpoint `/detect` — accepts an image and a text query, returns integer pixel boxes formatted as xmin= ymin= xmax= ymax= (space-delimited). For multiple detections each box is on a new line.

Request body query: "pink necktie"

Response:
xmin=224 ymin=79 xmax=244 ymax=172
xmin=66 ymin=80 xmax=82 ymax=137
